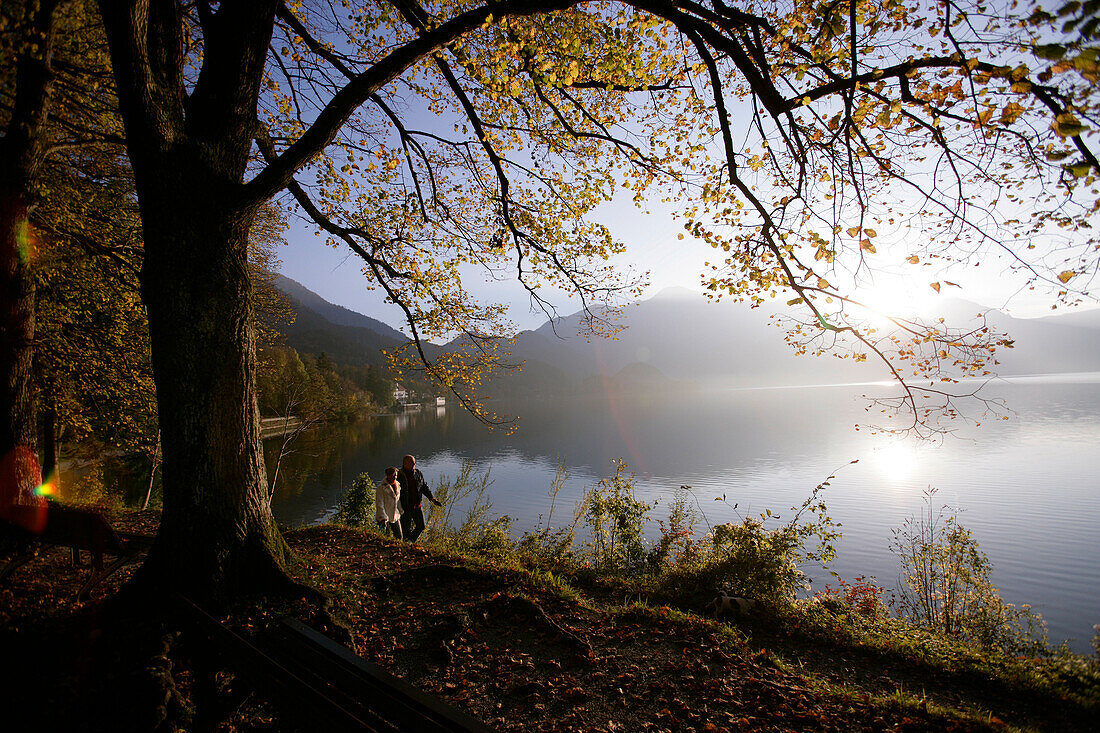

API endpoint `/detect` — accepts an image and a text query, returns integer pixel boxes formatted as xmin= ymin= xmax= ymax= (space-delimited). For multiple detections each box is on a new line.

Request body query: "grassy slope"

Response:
xmin=1 ymin=511 xmax=1097 ymax=732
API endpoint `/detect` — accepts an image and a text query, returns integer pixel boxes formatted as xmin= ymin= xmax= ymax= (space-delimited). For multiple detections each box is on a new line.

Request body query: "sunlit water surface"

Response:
xmin=268 ymin=373 xmax=1100 ymax=653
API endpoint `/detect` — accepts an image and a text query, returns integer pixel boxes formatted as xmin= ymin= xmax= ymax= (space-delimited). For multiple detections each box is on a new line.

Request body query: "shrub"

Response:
xmin=418 ymin=460 xmax=519 ymax=561
xmin=582 ymin=460 xmax=652 ymax=572
xmin=518 ymin=461 xmax=582 ymax=567
xmin=647 ymin=484 xmax=702 ymax=569
xmin=890 ymin=488 xmax=1048 ymax=656
xmin=333 ymin=471 xmax=376 ymax=529
xmin=450 ymin=514 xmax=516 ymax=560
xmin=818 ymin=575 xmax=888 ymax=618
xmin=65 ymin=465 xmax=127 ymax=511
xmin=653 ymin=468 xmax=842 ymax=606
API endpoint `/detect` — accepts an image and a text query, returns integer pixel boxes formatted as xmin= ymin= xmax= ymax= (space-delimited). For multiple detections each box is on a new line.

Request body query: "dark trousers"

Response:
xmin=400 ymin=505 xmax=425 ymax=542
xmin=384 ymin=521 xmax=403 ymax=540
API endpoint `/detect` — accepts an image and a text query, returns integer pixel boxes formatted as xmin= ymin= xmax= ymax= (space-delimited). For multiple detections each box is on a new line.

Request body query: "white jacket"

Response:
xmin=375 ymin=479 xmax=402 ymax=524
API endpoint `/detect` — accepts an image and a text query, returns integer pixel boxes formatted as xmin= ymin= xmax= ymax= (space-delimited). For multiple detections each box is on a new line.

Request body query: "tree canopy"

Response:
xmin=257 ymin=0 xmax=1098 ymax=433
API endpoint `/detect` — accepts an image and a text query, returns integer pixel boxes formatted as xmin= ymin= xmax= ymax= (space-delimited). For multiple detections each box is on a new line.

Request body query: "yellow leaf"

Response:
xmin=1053 ymin=113 xmax=1089 ymax=138
xmin=1058 ymin=270 xmax=1076 ymax=283
xmin=860 ymin=239 xmax=876 ymax=253
xmin=906 ymin=255 xmax=919 ymax=264
xmin=999 ymin=101 xmax=1025 ymax=125
xmin=846 ymin=226 xmax=860 ymax=237
xmin=930 ymin=282 xmax=941 ymax=293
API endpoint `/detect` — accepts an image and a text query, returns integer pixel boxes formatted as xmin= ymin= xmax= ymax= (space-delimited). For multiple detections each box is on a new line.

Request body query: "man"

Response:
xmin=398 ymin=454 xmax=441 ymax=542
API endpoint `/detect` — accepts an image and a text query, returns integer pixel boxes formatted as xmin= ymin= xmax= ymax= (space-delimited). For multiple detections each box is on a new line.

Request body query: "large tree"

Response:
xmin=39 ymin=0 xmax=1095 ymax=599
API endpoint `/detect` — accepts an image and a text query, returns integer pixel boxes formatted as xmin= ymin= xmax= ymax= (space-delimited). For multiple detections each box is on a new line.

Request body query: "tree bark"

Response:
xmin=1 ymin=0 xmax=71 ymax=526
xmin=0 ymin=188 xmax=41 ymax=519
xmin=135 ymin=170 xmax=289 ymax=599
xmin=41 ymin=400 xmax=60 ymax=485
xmin=94 ymin=0 xmax=294 ymax=601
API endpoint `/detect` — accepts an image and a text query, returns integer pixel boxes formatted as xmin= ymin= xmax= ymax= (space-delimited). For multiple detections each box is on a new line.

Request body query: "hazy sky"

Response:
xmin=276 ymin=191 xmax=1097 ymax=335
xmin=270 ymin=7 xmax=1099 ymax=336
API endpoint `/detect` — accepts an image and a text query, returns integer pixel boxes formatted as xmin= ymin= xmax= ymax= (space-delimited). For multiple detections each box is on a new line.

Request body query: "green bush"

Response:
xmin=656 ymin=516 xmax=808 ymax=605
xmin=582 ymin=460 xmax=652 ymax=572
xmin=333 ymin=471 xmax=375 ymax=529
xmin=65 ymin=465 xmax=127 ymax=511
xmin=647 ymin=484 xmax=702 ymax=569
xmin=418 ymin=460 xmax=519 ymax=561
xmin=449 ymin=514 xmax=516 ymax=560
xmin=651 ymin=469 xmax=842 ymax=606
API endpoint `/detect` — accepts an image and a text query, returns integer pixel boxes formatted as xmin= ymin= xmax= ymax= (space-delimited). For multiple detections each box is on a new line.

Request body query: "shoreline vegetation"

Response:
xmin=5 ymin=462 xmax=1097 ymax=731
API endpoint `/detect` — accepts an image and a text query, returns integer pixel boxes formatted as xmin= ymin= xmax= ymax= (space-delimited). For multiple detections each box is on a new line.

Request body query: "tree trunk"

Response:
xmin=0 ymin=0 xmax=69 ymax=527
xmin=134 ymin=170 xmax=289 ymax=602
xmin=0 ymin=187 xmax=42 ymax=521
xmin=41 ymin=399 xmax=60 ymax=485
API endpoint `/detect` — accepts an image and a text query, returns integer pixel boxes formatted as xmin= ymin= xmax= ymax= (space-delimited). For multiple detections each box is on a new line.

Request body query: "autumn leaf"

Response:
xmin=1066 ymin=162 xmax=1093 ymax=177
xmin=1058 ymin=270 xmax=1076 ymax=283
xmin=930 ymin=282 xmax=941 ymax=293
xmin=1053 ymin=113 xmax=1089 ymax=138
xmin=999 ymin=102 xmax=1025 ymax=125
xmin=1034 ymin=44 xmax=1066 ymax=60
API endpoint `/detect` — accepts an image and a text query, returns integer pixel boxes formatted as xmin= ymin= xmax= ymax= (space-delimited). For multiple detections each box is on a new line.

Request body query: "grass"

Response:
xmin=4 ymin=502 xmax=1098 ymax=732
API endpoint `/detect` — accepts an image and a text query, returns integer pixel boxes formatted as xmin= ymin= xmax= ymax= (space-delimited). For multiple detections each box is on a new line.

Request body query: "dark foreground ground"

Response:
xmin=1 ymin=511 xmax=1097 ymax=732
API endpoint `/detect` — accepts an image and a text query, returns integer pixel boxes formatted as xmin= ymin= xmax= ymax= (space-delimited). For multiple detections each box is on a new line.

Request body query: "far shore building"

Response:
xmin=393 ymin=384 xmax=408 ymax=402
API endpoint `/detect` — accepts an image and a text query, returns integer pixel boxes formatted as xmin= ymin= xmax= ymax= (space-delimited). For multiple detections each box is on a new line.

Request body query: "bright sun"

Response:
xmin=853 ymin=283 xmax=934 ymax=330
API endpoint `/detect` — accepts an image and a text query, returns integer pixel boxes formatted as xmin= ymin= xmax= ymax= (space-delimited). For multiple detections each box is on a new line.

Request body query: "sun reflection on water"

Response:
xmin=872 ymin=439 xmax=917 ymax=482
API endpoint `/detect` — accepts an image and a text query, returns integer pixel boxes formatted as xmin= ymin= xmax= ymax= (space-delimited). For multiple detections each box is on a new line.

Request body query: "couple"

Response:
xmin=375 ymin=454 xmax=442 ymax=542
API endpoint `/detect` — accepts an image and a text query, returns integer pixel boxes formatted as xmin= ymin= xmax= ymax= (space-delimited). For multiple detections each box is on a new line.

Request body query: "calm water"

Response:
xmin=268 ymin=374 xmax=1100 ymax=653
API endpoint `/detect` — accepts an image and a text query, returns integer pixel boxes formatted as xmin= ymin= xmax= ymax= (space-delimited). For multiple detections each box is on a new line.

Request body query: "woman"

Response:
xmin=375 ymin=466 xmax=403 ymax=540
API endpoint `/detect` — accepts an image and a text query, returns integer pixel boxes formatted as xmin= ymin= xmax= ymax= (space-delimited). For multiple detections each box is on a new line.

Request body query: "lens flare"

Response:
xmin=15 ymin=218 xmax=38 ymax=264
xmin=0 ymin=446 xmax=47 ymax=532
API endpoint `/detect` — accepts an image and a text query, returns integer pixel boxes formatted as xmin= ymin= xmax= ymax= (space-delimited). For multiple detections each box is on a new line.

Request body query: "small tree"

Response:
xmin=332 ymin=471 xmax=376 ymax=529
xmin=583 ymin=460 xmax=652 ymax=572
xmin=891 ymin=488 xmax=1047 ymax=655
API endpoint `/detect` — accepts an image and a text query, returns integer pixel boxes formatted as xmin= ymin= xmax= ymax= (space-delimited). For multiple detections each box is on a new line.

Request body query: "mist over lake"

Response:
xmin=269 ymin=372 xmax=1100 ymax=654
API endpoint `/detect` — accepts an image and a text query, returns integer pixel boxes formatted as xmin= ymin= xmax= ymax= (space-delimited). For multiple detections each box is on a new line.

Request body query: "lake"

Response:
xmin=267 ymin=373 xmax=1100 ymax=654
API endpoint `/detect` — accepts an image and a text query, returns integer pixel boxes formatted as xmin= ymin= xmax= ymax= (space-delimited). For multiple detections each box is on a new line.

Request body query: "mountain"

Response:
xmin=274 ymin=274 xmax=407 ymax=367
xmin=945 ymin=299 xmax=1100 ymax=376
xmin=275 ymin=275 xmax=406 ymax=340
xmin=271 ymin=276 xmax=1100 ymax=390
xmin=483 ymin=290 xmax=1100 ymax=394
xmin=487 ymin=288 xmax=881 ymax=392
xmin=1035 ymin=306 xmax=1100 ymax=331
